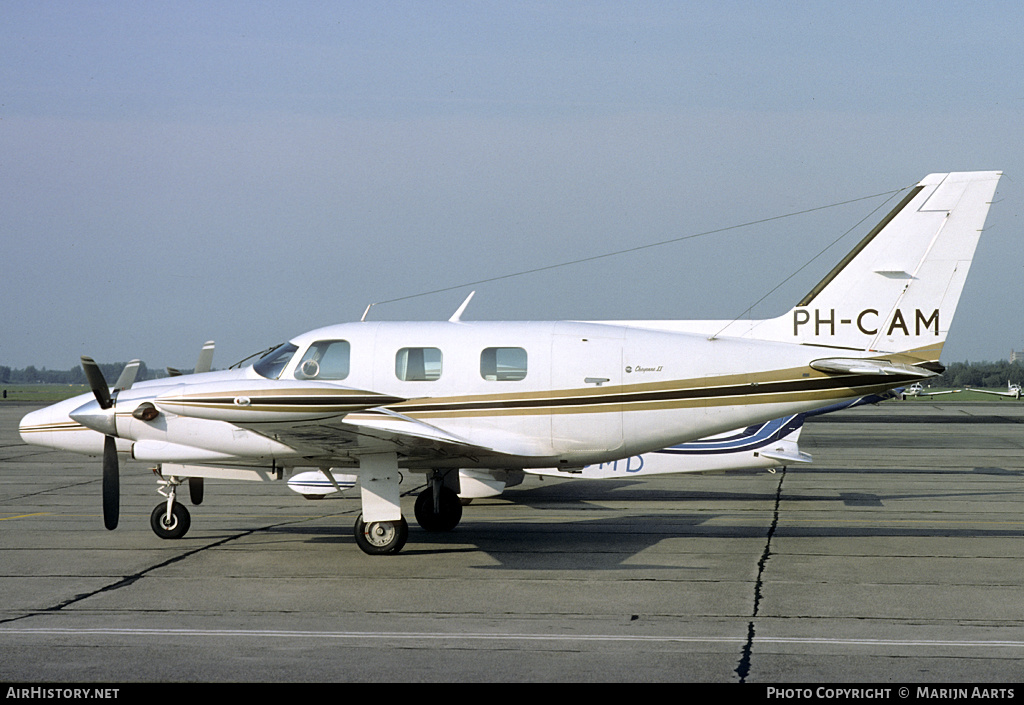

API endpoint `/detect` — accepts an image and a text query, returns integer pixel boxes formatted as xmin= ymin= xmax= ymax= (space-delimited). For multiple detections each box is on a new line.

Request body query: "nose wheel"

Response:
xmin=150 ymin=501 xmax=191 ymax=539
xmin=150 ymin=473 xmax=192 ymax=539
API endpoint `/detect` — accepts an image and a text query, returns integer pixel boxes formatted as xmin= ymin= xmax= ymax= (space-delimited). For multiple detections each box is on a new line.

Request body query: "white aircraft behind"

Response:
xmin=19 ymin=171 xmax=1001 ymax=554
xmin=901 ymin=382 xmax=962 ymax=398
xmin=967 ymin=381 xmax=1023 ymax=399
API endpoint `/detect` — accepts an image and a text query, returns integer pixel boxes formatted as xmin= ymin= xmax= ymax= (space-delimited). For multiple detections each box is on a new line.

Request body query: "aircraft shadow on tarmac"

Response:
xmin=254 ymin=476 xmax=1024 ymax=570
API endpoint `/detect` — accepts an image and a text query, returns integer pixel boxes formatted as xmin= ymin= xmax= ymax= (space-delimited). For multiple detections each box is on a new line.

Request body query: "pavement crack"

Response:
xmin=735 ymin=467 xmax=785 ymax=683
xmin=0 ymin=515 xmax=324 ymax=626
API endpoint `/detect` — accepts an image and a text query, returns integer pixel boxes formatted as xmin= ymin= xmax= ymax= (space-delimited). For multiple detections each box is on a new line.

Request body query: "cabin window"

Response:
xmin=253 ymin=343 xmax=299 ymax=380
xmin=294 ymin=340 xmax=350 ymax=380
xmin=480 ymin=347 xmax=527 ymax=381
xmin=396 ymin=347 xmax=442 ymax=381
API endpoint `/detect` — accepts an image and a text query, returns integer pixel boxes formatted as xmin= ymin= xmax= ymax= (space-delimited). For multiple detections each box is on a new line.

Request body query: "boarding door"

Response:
xmin=550 ymin=326 xmax=623 ymax=455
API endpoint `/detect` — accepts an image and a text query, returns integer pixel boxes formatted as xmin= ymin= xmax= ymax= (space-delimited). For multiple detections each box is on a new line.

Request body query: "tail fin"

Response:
xmin=735 ymin=171 xmax=1001 ymax=360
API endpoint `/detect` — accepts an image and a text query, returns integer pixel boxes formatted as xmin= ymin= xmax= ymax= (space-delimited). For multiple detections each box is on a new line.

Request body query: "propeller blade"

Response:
xmin=113 ymin=359 xmax=141 ymax=392
xmin=81 ymin=356 xmax=113 ymax=409
xmin=102 ymin=435 xmax=119 ymax=530
xmin=189 ymin=477 xmax=204 ymax=505
xmin=195 ymin=341 xmax=215 ymax=374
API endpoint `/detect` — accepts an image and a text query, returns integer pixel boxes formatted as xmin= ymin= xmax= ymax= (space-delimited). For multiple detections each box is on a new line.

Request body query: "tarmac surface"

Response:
xmin=1 ymin=399 xmax=1022 ymax=683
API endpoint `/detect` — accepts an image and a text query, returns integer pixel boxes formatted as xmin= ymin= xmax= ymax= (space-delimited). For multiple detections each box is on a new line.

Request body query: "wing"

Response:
xmin=232 ymin=407 xmax=552 ymax=470
xmin=152 ymin=377 xmax=552 ymax=470
xmin=967 ymin=387 xmax=1016 ymax=398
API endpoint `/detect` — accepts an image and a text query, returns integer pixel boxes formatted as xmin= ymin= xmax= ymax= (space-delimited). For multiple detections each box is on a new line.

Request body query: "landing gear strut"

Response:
xmin=352 ymin=452 xmax=407 ymax=555
xmin=150 ymin=473 xmax=191 ymax=539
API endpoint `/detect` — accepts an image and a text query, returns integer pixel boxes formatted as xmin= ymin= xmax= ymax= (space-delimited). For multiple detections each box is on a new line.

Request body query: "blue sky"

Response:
xmin=3 ymin=1 xmax=1022 ymax=370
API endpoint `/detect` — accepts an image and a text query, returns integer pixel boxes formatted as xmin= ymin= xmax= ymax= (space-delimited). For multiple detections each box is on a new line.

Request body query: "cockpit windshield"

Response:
xmin=253 ymin=343 xmax=299 ymax=379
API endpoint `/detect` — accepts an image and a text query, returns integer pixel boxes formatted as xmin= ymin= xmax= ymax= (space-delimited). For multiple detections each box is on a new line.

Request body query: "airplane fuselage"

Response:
xmin=21 ymin=320 xmax=920 ymax=472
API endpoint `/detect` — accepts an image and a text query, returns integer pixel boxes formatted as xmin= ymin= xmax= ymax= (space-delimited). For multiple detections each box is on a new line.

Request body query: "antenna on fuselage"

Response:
xmin=449 ymin=291 xmax=475 ymax=322
xmin=360 ymin=290 xmax=476 ymax=323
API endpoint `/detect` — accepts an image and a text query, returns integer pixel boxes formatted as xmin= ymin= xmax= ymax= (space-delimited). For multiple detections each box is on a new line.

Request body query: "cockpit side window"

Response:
xmin=396 ymin=347 xmax=442 ymax=381
xmin=481 ymin=347 xmax=527 ymax=381
xmin=294 ymin=340 xmax=351 ymax=380
xmin=253 ymin=343 xmax=298 ymax=379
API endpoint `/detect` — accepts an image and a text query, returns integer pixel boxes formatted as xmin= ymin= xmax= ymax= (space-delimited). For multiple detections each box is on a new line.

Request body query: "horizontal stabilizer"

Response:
xmin=760 ymin=448 xmax=813 ymax=464
xmin=810 ymin=357 xmax=939 ymax=378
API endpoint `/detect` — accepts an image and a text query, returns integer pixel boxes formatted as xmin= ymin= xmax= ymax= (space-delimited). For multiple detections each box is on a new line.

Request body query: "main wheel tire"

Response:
xmin=414 ymin=485 xmax=463 ymax=532
xmin=354 ymin=515 xmax=409 ymax=555
xmin=150 ymin=502 xmax=191 ymax=539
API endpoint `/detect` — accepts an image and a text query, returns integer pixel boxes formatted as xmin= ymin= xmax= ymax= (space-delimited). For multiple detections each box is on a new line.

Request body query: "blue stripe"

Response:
xmin=652 ymin=389 xmax=901 ymax=457
xmin=654 ymin=415 xmax=802 ymax=456
xmin=288 ymin=479 xmax=356 ymax=489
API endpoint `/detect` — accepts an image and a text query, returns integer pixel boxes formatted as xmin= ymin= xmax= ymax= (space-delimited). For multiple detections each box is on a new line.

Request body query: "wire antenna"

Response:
xmin=360 ymin=187 xmax=908 ymax=318
xmin=708 ymin=186 xmax=911 ymax=340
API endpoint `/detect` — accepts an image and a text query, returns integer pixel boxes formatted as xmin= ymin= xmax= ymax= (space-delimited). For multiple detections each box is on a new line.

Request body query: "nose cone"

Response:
xmin=18 ymin=405 xmax=54 ymax=445
xmin=69 ymin=398 xmax=118 ymax=436
xmin=19 ymin=393 xmax=108 ymax=455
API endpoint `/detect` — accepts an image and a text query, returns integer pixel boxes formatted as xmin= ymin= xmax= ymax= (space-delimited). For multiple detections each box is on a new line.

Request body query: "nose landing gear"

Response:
xmin=149 ymin=472 xmax=191 ymax=539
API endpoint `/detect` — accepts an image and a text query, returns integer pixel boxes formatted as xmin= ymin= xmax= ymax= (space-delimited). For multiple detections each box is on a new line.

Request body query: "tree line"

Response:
xmin=1 ymin=362 xmax=164 ymax=385
xmin=3 ymin=358 xmax=1024 ymax=389
xmin=929 ymin=359 xmax=1024 ymax=389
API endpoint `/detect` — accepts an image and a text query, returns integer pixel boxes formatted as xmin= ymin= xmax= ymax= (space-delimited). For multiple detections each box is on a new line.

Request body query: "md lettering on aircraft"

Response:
xmin=793 ymin=308 xmax=940 ymax=336
xmin=591 ymin=456 xmax=646 ymax=474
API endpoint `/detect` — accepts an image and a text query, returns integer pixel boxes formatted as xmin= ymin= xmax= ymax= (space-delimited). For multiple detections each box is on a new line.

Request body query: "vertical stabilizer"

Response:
xmin=732 ymin=171 xmax=1001 ymax=359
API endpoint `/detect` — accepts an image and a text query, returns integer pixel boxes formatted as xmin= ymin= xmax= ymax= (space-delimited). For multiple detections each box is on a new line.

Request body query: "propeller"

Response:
xmin=195 ymin=340 xmax=215 ymax=374
xmin=102 ymin=435 xmax=119 ymax=530
xmin=168 ymin=340 xmax=215 ymax=377
xmin=73 ymin=357 xmax=140 ymax=530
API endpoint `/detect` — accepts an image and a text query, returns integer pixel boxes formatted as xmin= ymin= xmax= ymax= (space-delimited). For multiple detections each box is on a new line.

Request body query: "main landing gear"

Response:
xmin=414 ymin=484 xmax=462 ymax=532
xmin=351 ymin=469 xmax=464 ymax=556
xmin=353 ymin=515 xmax=409 ymax=555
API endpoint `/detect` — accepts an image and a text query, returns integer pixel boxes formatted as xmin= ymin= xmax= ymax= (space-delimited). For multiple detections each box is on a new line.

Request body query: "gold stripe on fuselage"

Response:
xmin=360 ymin=366 xmax=916 ymax=420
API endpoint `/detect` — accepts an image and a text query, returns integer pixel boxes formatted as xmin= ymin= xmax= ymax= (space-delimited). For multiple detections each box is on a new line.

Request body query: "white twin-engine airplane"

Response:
xmin=20 ymin=171 xmax=1001 ymax=554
